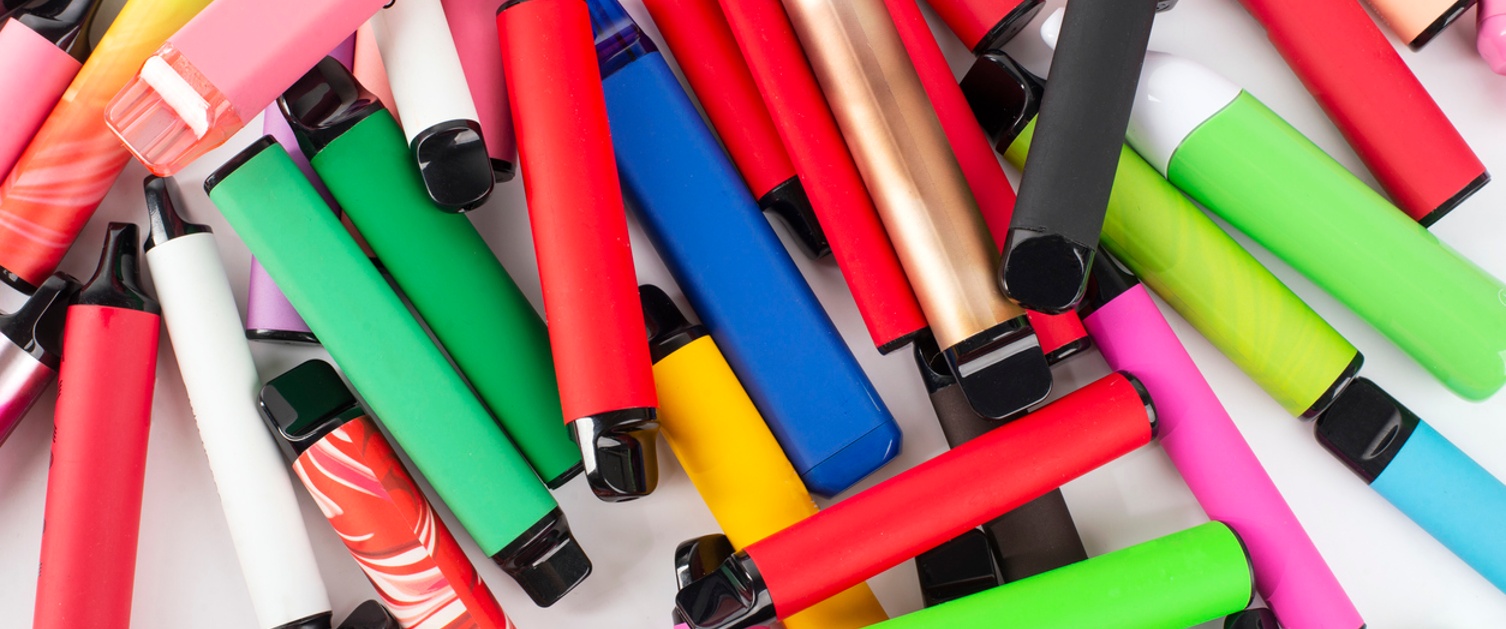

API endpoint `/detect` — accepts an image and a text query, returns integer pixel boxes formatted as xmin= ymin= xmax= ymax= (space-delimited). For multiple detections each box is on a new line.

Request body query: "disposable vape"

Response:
xmin=260 ymin=360 xmax=515 ymax=628
xmin=1361 ymin=0 xmax=1475 ymax=50
xmin=33 ymin=223 xmax=160 ymax=629
xmin=0 ymin=0 xmax=212 ymax=291
xmin=0 ymin=273 xmax=75 ymax=448
xmin=105 ymin=0 xmax=388 ymax=176
xmin=924 ymin=0 xmax=1042 ymax=53
xmin=205 ymin=138 xmax=589 ymax=606
xmin=638 ymin=0 xmax=828 ymax=259
xmin=281 ymin=58 xmax=580 ymax=488
xmin=1227 ymin=608 xmax=1279 ymax=629
xmin=592 ymin=3 xmax=898 ymax=496
xmin=642 ymin=285 xmax=890 ymax=629
xmin=873 ymin=523 xmax=1252 ymax=629
xmin=784 ymin=0 xmax=1050 ymax=420
xmin=498 ymin=0 xmax=660 ymax=501
xmin=914 ymin=529 xmax=1003 ymax=607
xmin=370 ymin=0 xmax=493 ymax=211
xmin=1235 ymin=0 xmax=1487 ymax=223
xmin=441 ymin=0 xmax=516 ymax=180
xmin=675 ymin=372 xmax=1155 ymax=628
xmin=1316 ymin=378 xmax=1506 ymax=593
xmin=717 ymin=0 xmax=927 ymax=353
xmin=1480 ymin=0 xmax=1506 ymax=74
xmin=1125 ymin=51 xmax=1506 ymax=401
xmin=0 ymin=0 xmax=104 ymax=180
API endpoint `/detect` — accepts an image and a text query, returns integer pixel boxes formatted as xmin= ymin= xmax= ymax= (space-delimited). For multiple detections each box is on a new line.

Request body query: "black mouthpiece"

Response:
xmin=941 ymin=317 xmax=1052 ymax=420
xmin=640 ymin=284 xmax=705 ymax=363
xmin=960 ymin=51 xmax=1045 ymax=155
xmin=572 ymin=407 xmax=661 ymax=501
xmin=915 ymin=528 xmax=1004 ymax=608
xmin=279 ymin=57 xmax=385 ymax=157
xmin=1079 ymin=248 xmax=1141 ymax=318
xmin=0 ymin=272 xmax=79 ymax=370
xmin=143 ymin=176 xmax=210 ymax=251
xmin=411 ymin=119 xmax=494 ymax=212
xmin=272 ymin=611 xmax=333 ymax=629
xmin=335 ymin=601 xmax=399 ymax=629
xmin=758 ymin=177 xmax=830 ymax=260
xmin=674 ymin=551 xmax=775 ymax=629
xmin=492 ymin=507 xmax=592 ymax=606
xmin=673 ymin=534 xmax=738 ymax=626
xmin=258 ymin=359 xmax=364 ymax=461
xmin=75 ymin=223 xmax=158 ymax=314
xmin=1314 ymin=378 xmax=1418 ymax=484
xmin=1224 ymin=607 xmax=1278 ymax=629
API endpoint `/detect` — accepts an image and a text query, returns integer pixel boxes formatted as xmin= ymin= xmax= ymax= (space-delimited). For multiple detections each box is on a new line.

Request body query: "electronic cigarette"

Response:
xmin=205 ymin=138 xmax=589 ymax=606
xmin=638 ymin=0 xmax=828 ymax=259
xmin=498 ymin=0 xmax=660 ymax=501
xmin=337 ymin=601 xmax=401 ymax=629
xmin=354 ymin=21 xmax=399 ymax=119
xmin=675 ymin=372 xmax=1155 ymax=628
xmin=1480 ymin=0 xmax=1506 ymax=74
xmin=1235 ymin=0 xmax=1487 ymax=224
xmin=1125 ymin=51 xmax=1506 ymax=402
xmin=998 ymin=3 xmax=1156 ymax=315
xmin=1081 ymin=250 xmax=1364 ymax=629
xmin=33 ymin=223 xmax=160 ymax=629
xmin=0 ymin=0 xmax=211 ymax=291
xmin=784 ymin=0 xmax=1050 ymax=420
xmin=260 ymin=360 xmax=514 ymax=629
xmin=370 ymin=0 xmax=493 ymax=211
xmin=106 ymin=0 xmax=387 ymax=176
xmin=716 ymin=0 xmax=927 ymax=353
xmin=1361 ymin=0 xmax=1475 ymax=50
xmin=442 ymin=0 xmax=516 ymax=180
xmin=0 ymin=0 xmax=103 ymax=180
xmin=1316 ymin=378 xmax=1506 ymax=593
xmin=924 ymin=0 xmax=1042 ymax=53
xmin=872 ymin=522 xmax=1252 ymax=629
xmin=143 ymin=177 xmax=336 ymax=629
xmin=1226 ymin=608 xmax=1279 ymax=629
xmin=642 ymin=285 xmax=890 ymax=629
xmin=593 ymin=3 xmax=899 ymax=497
xmin=0 ymin=272 xmax=74 ymax=447
xmin=914 ymin=529 xmax=1003 ymax=608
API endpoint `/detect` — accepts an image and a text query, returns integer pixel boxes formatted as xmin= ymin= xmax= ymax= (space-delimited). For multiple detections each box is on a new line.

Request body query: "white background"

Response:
xmin=2 ymin=0 xmax=1505 ymax=627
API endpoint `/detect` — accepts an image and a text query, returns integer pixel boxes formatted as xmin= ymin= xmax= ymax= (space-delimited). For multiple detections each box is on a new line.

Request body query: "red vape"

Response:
xmin=925 ymin=0 xmax=1044 ymax=54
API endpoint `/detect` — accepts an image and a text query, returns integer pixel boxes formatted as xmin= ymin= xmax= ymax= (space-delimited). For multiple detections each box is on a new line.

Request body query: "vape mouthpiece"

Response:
xmin=640 ymin=284 xmax=705 ymax=363
xmin=76 ymin=223 xmax=158 ymax=314
xmin=674 ymin=552 xmax=775 ymax=629
xmin=572 ymin=408 xmax=661 ymax=501
xmin=280 ymin=57 xmax=385 ymax=156
xmin=258 ymin=359 xmax=363 ymax=461
xmin=143 ymin=176 xmax=209 ymax=251
xmin=1225 ymin=607 xmax=1279 ymax=629
xmin=333 ymin=601 xmax=399 ymax=629
xmin=0 ymin=272 xmax=79 ymax=370
xmin=941 ymin=318 xmax=1052 ymax=420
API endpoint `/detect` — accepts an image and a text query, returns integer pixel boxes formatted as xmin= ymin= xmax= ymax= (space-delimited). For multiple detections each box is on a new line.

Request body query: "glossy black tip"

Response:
xmin=1224 ymin=607 xmax=1278 ymax=629
xmin=1000 ymin=229 xmax=1093 ymax=314
xmin=758 ymin=177 xmax=830 ymax=260
xmin=75 ymin=223 xmax=158 ymax=314
xmin=1419 ymin=171 xmax=1489 ymax=228
xmin=1407 ymin=0 xmax=1475 ymax=50
xmin=640 ymin=284 xmax=705 ymax=363
xmin=674 ymin=552 xmax=774 ymax=629
xmin=258 ymin=359 xmax=362 ymax=461
xmin=493 ymin=507 xmax=592 ymax=606
xmin=1079 ymin=248 xmax=1140 ymax=318
xmin=279 ymin=57 xmax=385 ymax=157
xmin=273 ymin=610 xmax=333 ymax=629
xmin=972 ymin=0 xmax=1045 ymax=54
xmin=0 ymin=272 xmax=79 ymax=370
xmin=572 ymin=407 xmax=661 ymax=501
xmin=492 ymin=158 xmax=517 ymax=183
xmin=205 ymin=136 xmax=279 ymax=196
xmin=245 ymin=328 xmax=321 ymax=344
xmin=959 ymin=51 xmax=1043 ymax=155
xmin=942 ymin=318 xmax=1052 ymax=420
xmin=1121 ymin=371 xmax=1159 ymax=438
xmin=143 ymin=176 xmax=209 ymax=251
xmin=335 ymin=601 xmax=399 ymax=629
xmin=412 ymin=120 xmax=494 ymax=212
xmin=675 ymin=534 xmax=736 ymax=589
xmin=1301 ymin=351 xmax=1364 ymax=420
xmin=912 ymin=331 xmax=955 ymax=395
xmin=1313 ymin=378 xmax=1417 ymax=484
xmin=916 ymin=529 xmax=1004 ymax=608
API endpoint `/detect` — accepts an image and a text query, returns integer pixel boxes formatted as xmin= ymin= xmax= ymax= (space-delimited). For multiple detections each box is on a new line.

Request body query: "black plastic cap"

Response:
xmin=1225 ymin=607 xmax=1278 ymax=629
xmin=493 ymin=507 xmax=592 ymax=606
xmin=1301 ymin=351 xmax=1364 ymax=420
xmin=492 ymin=158 xmax=516 ymax=183
xmin=0 ymin=272 xmax=79 ymax=370
xmin=571 ymin=407 xmax=661 ymax=501
xmin=916 ymin=529 xmax=1004 ymax=608
xmin=1079 ymin=248 xmax=1140 ymax=318
xmin=959 ymin=51 xmax=1044 ymax=154
xmin=273 ymin=610 xmax=333 ymax=629
xmin=972 ymin=0 xmax=1045 ymax=54
xmin=1000 ymin=229 xmax=1094 ymax=315
xmin=1314 ymin=378 xmax=1418 ymax=484
xmin=335 ymin=601 xmax=399 ymax=629
xmin=279 ymin=57 xmax=385 ymax=157
xmin=758 ymin=177 xmax=830 ymax=260
xmin=7 ymin=0 xmax=105 ymax=59
xmin=258 ymin=359 xmax=364 ymax=461
xmin=143 ymin=176 xmax=210 ymax=251
xmin=912 ymin=331 xmax=955 ymax=395
xmin=412 ymin=119 xmax=495 ymax=212
xmin=75 ymin=223 xmax=159 ymax=314
xmin=675 ymin=534 xmax=736 ymax=590
xmin=674 ymin=552 xmax=775 ymax=629
xmin=640 ymin=284 xmax=706 ymax=363
xmin=942 ymin=317 xmax=1052 ymax=420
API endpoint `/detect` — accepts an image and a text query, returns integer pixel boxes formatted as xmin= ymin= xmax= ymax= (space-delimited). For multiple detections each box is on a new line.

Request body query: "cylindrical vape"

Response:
xmin=874 ymin=522 xmax=1253 ymax=629
xmin=1362 ymin=0 xmax=1475 ymax=50
xmin=1081 ymin=250 xmax=1364 ymax=629
xmin=1127 ymin=51 xmax=1506 ymax=402
xmin=0 ymin=273 xmax=75 ymax=448
xmin=638 ymin=0 xmax=828 ymax=259
xmin=261 ymin=360 xmax=513 ymax=629
xmin=105 ymin=0 xmax=388 ymax=176
xmin=1316 ymin=378 xmax=1506 ymax=594
xmin=1235 ymin=0 xmax=1487 ymax=224
xmin=925 ymin=0 xmax=1043 ymax=54
xmin=913 ymin=529 xmax=1003 ymax=607
xmin=642 ymin=285 xmax=890 ymax=629
xmin=674 ymin=372 xmax=1155 ymax=628
xmin=593 ymin=4 xmax=898 ymax=497
xmin=353 ymin=21 xmax=399 ymax=119
xmin=498 ymin=0 xmax=660 ymax=501
xmin=784 ymin=0 xmax=1050 ymax=420
xmin=370 ymin=0 xmax=493 ymax=211
xmin=0 ymin=0 xmax=212 ymax=291
xmin=143 ymin=177 xmax=335 ymax=629
xmin=205 ymin=138 xmax=589 ymax=606
xmin=0 ymin=0 xmax=103 ymax=180
xmin=1480 ymin=0 xmax=1506 ymax=74
xmin=1227 ymin=608 xmax=1279 ymax=629
xmin=33 ymin=223 xmax=161 ymax=629
xmin=716 ymin=0 xmax=927 ymax=353
xmin=442 ymin=0 xmax=516 ymax=180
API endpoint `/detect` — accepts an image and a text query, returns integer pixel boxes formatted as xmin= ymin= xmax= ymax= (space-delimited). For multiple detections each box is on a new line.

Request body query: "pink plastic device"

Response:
xmin=1480 ymin=0 xmax=1506 ymax=75
xmin=0 ymin=20 xmax=82 ymax=180
xmin=443 ymin=0 xmax=516 ymax=180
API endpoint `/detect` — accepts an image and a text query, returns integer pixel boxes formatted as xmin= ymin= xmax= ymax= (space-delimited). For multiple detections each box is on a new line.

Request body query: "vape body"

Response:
xmin=0 ymin=0 xmax=103 ymax=179
xmin=441 ymin=0 xmax=516 ymax=179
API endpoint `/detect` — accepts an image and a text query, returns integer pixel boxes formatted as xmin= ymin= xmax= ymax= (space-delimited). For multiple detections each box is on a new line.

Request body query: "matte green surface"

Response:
xmin=312 ymin=113 xmax=580 ymax=484
xmin=874 ymin=522 xmax=1251 ymax=628
xmin=1006 ymin=120 xmax=1358 ymax=417
xmin=207 ymin=143 xmax=557 ymax=554
xmin=1171 ymin=93 xmax=1506 ymax=401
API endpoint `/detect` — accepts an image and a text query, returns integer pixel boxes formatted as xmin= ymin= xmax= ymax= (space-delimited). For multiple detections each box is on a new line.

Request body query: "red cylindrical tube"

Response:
xmin=1238 ymin=0 xmax=1487 ymax=225
xmin=717 ymin=0 xmax=926 ymax=352
xmin=926 ymin=0 xmax=1043 ymax=53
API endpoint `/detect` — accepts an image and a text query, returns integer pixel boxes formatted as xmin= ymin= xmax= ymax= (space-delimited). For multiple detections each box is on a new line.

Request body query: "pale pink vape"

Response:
xmin=1480 ymin=0 xmax=1506 ymax=74
xmin=105 ymin=0 xmax=389 ymax=176
xmin=0 ymin=21 xmax=80 ymax=181
xmin=443 ymin=0 xmax=517 ymax=181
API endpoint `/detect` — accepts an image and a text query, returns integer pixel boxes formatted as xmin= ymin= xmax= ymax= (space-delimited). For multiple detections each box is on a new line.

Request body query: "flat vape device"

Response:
xmin=785 ymin=0 xmax=1050 ymax=420
xmin=593 ymin=1 xmax=899 ymax=497
xmin=914 ymin=529 xmax=1003 ymax=607
xmin=1480 ymin=0 xmax=1506 ymax=74
xmin=643 ymin=285 xmax=890 ymax=629
xmin=1236 ymin=0 xmax=1487 ymax=224
xmin=0 ymin=0 xmax=212 ymax=292
xmin=998 ymin=2 xmax=1157 ymax=315
xmin=871 ymin=523 xmax=1252 ymax=629
xmin=261 ymin=360 xmax=515 ymax=628
xmin=1362 ymin=0 xmax=1476 ymax=50
xmin=371 ymin=0 xmax=493 ymax=211
xmin=33 ymin=223 xmax=160 ymax=629
xmin=206 ymin=138 xmax=589 ymax=606
xmin=281 ymin=58 xmax=581 ymax=488
xmin=1227 ymin=608 xmax=1279 ymax=629
xmin=717 ymin=0 xmax=927 ymax=353
xmin=498 ymin=0 xmax=660 ymax=501
xmin=0 ymin=0 xmax=104 ymax=180
xmin=674 ymin=372 xmax=1155 ymax=628
xmin=143 ymin=177 xmax=336 ymax=629
xmin=925 ymin=0 xmax=1043 ymax=53
xmin=638 ymin=0 xmax=828 ymax=259
xmin=106 ymin=0 xmax=388 ymax=176
xmin=1316 ymin=378 xmax=1506 ymax=594
xmin=0 ymin=273 xmax=75 ymax=448
xmin=442 ymin=0 xmax=516 ymax=180
xmin=1126 ymin=51 xmax=1506 ymax=402
xmin=1081 ymin=250 xmax=1363 ymax=629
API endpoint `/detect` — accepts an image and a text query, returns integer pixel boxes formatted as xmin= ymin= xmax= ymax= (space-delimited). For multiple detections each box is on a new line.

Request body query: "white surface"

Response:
xmin=3 ymin=0 xmax=1506 ymax=627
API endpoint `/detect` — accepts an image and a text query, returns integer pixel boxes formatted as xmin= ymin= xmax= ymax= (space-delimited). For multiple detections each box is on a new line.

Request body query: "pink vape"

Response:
xmin=0 ymin=0 xmax=104 ymax=180
xmin=443 ymin=0 xmax=517 ymax=181
xmin=105 ymin=0 xmax=389 ymax=176
xmin=1480 ymin=0 xmax=1506 ymax=75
